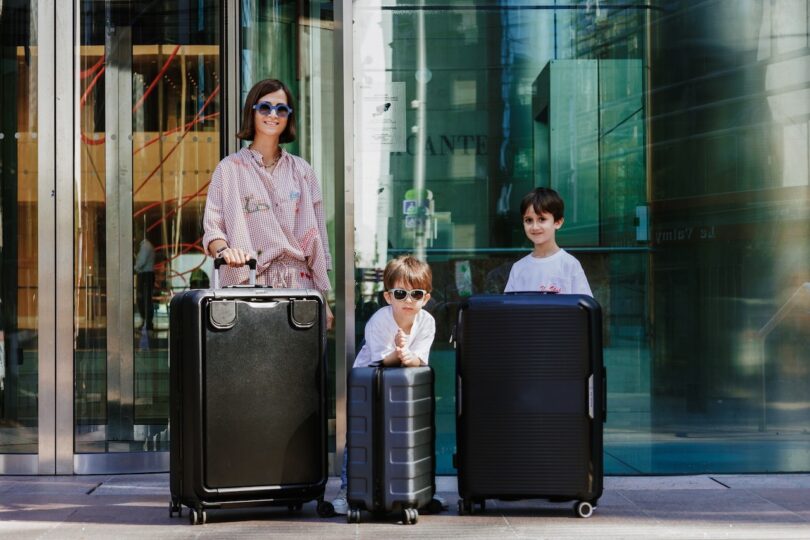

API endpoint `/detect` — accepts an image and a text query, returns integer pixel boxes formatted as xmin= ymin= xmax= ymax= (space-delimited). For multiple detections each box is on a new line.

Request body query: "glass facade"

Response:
xmin=0 ymin=1 xmax=39 ymax=455
xmin=352 ymin=0 xmax=810 ymax=474
xmin=640 ymin=0 xmax=810 ymax=473
xmin=1 ymin=0 xmax=808 ymax=475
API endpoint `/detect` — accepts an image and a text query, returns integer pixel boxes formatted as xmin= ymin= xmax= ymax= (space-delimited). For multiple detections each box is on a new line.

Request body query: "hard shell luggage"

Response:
xmin=169 ymin=259 xmax=333 ymax=524
xmin=454 ymin=293 xmax=606 ymax=518
xmin=346 ymin=366 xmax=438 ymax=524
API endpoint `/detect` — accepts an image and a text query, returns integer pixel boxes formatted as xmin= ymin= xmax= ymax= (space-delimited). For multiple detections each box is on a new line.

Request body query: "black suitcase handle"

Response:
xmin=212 ymin=257 xmax=258 ymax=289
xmin=602 ymin=367 xmax=607 ymax=422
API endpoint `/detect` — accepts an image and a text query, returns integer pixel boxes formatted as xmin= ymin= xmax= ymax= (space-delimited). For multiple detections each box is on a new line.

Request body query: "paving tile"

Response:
xmin=606 ymin=475 xmax=724 ymax=490
xmin=0 ymin=477 xmax=101 ymax=496
xmin=714 ymin=474 xmax=810 ymax=489
xmin=745 ymin=488 xmax=810 ymax=520
xmin=0 ymin=493 xmax=86 ymax=531
xmin=620 ymin=488 xmax=807 ymax=525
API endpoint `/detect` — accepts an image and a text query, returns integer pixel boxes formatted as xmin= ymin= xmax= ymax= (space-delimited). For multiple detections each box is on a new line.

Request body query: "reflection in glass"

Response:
xmin=241 ymin=0 xmax=337 ymax=455
xmin=354 ymin=0 xmax=810 ymax=474
xmin=75 ymin=1 xmax=221 ymax=452
xmin=0 ymin=1 xmax=39 ymax=455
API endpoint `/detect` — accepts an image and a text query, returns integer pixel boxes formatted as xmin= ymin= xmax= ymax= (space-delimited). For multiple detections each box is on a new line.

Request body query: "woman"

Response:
xmin=203 ymin=78 xmax=334 ymax=328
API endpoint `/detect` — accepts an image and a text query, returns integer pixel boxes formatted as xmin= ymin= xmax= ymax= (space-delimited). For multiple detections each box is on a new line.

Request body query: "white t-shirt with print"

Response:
xmin=504 ymin=249 xmax=592 ymax=296
xmin=353 ymin=306 xmax=436 ymax=368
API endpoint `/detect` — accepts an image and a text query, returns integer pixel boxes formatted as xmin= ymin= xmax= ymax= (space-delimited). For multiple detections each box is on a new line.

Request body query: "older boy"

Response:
xmin=505 ymin=187 xmax=592 ymax=296
xmin=332 ymin=255 xmax=439 ymax=514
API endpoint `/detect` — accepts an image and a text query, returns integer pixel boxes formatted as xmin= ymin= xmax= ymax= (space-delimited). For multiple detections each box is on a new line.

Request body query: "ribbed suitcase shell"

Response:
xmin=455 ymin=293 xmax=605 ymax=514
xmin=169 ymin=286 xmax=328 ymax=521
xmin=347 ymin=366 xmax=435 ymax=522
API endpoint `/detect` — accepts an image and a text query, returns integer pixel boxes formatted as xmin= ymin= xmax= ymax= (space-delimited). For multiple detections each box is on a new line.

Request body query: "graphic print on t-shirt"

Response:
xmin=538 ymin=281 xmax=562 ymax=293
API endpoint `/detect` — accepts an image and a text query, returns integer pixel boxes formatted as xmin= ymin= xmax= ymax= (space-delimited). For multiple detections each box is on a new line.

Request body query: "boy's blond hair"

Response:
xmin=383 ymin=255 xmax=432 ymax=291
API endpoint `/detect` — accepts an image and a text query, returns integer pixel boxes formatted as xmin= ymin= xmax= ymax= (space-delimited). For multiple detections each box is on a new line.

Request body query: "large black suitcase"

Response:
xmin=169 ymin=259 xmax=332 ymax=524
xmin=454 ymin=293 xmax=605 ymax=518
xmin=346 ymin=366 xmax=438 ymax=524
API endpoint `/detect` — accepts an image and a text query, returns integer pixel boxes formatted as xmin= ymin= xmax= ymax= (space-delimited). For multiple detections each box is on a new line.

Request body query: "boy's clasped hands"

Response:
xmin=394 ymin=328 xmax=421 ymax=367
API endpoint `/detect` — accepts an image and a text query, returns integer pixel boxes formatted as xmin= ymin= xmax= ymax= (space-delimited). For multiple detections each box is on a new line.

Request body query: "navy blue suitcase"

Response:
xmin=454 ymin=293 xmax=605 ymax=518
xmin=346 ymin=366 xmax=438 ymax=524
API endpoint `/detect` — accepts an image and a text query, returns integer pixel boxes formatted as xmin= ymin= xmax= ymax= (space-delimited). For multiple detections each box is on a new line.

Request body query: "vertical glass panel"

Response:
xmin=75 ymin=1 xmax=221 ymax=452
xmin=0 ymin=1 xmax=39 ymax=454
xmin=639 ymin=0 xmax=810 ymax=473
xmin=354 ymin=0 xmax=810 ymax=474
xmin=241 ymin=0 xmax=337 ymax=461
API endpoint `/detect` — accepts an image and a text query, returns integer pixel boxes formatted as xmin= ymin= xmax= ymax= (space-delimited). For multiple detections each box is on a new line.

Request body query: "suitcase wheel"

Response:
xmin=347 ymin=508 xmax=361 ymax=523
xmin=574 ymin=501 xmax=594 ymax=518
xmin=168 ymin=499 xmax=182 ymax=518
xmin=458 ymin=498 xmax=485 ymax=515
xmin=401 ymin=507 xmax=418 ymax=525
xmin=189 ymin=507 xmax=207 ymax=525
xmin=317 ymin=499 xmax=335 ymax=518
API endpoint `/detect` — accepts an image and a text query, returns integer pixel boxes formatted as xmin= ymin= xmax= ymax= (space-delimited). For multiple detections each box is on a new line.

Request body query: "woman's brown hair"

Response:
xmin=236 ymin=79 xmax=297 ymax=143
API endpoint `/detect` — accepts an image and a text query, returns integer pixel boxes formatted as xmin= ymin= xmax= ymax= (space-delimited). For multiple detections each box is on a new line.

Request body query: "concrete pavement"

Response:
xmin=1 ymin=474 xmax=809 ymax=539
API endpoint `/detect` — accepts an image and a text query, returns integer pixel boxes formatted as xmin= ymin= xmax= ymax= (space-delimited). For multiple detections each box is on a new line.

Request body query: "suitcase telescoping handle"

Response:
xmin=212 ymin=257 xmax=257 ymax=289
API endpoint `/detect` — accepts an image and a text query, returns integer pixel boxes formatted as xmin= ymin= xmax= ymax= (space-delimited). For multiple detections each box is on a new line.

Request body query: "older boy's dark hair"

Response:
xmin=383 ymin=255 xmax=432 ymax=291
xmin=236 ymin=78 xmax=297 ymax=143
xmin=520 ymin=187 xmax=564 ymax=222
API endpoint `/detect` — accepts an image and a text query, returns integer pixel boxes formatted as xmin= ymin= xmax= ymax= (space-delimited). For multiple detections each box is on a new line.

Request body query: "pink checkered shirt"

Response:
xmin=203 ymin=147 xmax=332 ymax=290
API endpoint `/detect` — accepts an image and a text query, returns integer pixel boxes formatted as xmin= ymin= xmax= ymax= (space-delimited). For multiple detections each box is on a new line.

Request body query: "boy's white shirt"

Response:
xmin=504 ymin=249 xmax=593 ymax=296
xmin=353 ymin=306 xmax=436 ymax=368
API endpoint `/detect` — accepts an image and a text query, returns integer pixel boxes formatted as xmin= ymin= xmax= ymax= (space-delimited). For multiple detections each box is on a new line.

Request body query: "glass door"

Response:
xmin=73 ymin=1 xmax=222 ymax=472
xmin=0 ymin=0 xmax=42 ymax=473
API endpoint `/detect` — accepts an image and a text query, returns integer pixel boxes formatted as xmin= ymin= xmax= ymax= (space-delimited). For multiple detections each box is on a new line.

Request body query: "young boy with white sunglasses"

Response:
xmin=331 ymin=254 xmax=438 ymax=515
xmin=353 ymin=254 xmax=435 ymax=368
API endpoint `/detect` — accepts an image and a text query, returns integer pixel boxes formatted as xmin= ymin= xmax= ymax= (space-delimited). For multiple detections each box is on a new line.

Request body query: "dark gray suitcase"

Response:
xmin=169 ymin=259 xmax=332 ymax=524
xmin=454 ymin=293 xmax=605 ymax=518
xmin=346 ymin=366 xmax=437 ymax=524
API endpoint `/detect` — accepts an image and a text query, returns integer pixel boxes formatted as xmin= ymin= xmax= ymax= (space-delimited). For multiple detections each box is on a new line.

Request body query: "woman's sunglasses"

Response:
xmin=253 ymin=101 xmax=293 ymax=118
xmin=388 ymin=288 xmax=427 ymax=301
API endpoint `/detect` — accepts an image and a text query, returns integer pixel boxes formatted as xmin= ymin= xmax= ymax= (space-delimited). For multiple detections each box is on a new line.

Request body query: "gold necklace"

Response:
xmin=263 ymin=150 xmax=281 ymax=169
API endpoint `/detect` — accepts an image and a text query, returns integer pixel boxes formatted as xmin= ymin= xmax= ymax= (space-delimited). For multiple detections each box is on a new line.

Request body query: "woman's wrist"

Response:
xmin=215 ymin=244 xmax=228 ymax=256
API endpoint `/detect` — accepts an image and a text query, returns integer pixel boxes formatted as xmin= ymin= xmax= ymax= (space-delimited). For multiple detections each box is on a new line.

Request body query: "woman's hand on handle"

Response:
xmin=218 ymin=247 xmax=252 ymax=267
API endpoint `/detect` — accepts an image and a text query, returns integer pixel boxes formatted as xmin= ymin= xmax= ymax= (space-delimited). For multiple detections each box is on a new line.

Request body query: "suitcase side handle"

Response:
xmin=454 ymin=306 xmax=465 ymax=417
xmin=602 ymin=367 xmax=607 ymax=423
xmin=590 ymin=369 xmax=607 ymax=422
xmin=212 ymin=257 xmax=257 ymax=289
